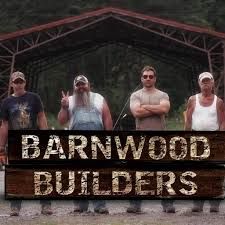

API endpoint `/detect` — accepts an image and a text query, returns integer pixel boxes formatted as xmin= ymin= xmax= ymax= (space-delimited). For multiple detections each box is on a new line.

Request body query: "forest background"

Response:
xmin=1 ymin=0 xmax=224 ymax=129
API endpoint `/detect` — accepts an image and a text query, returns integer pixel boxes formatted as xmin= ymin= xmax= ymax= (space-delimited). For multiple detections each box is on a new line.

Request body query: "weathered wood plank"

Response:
xmin=5 ymin=166 xmax=225 ymax=199
xmin=8 ymin=130 xmax=225 ymax=163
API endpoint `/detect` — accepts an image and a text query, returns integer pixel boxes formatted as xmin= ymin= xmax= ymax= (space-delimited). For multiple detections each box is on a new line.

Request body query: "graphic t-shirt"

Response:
xmin=0 ymin=92 xmax=43 ymax=130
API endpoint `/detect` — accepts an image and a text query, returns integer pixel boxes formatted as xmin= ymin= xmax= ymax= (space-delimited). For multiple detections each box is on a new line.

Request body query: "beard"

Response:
xmin=74 ymin=91 xmax=90 ymax=107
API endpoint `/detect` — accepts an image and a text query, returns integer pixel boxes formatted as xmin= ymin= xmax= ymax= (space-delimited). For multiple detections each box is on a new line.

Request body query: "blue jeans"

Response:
xmin=129 ymin=200 xmax=142 ymax=209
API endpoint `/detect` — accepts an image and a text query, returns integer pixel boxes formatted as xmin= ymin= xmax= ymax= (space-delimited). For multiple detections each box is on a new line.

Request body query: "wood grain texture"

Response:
xmin=5 ymin=166 xmax=225 ymax=199
xmin=7 ymin=130 xmax=225 ymax=163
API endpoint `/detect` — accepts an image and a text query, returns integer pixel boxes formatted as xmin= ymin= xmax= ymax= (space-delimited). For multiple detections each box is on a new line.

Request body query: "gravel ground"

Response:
xmin=0 ymin=171 xmax=225 ymax=225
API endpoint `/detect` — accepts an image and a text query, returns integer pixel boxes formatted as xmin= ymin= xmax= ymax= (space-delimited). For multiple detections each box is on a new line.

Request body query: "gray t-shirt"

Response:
xmin=130 ymin=88 xmax=169 ymax=130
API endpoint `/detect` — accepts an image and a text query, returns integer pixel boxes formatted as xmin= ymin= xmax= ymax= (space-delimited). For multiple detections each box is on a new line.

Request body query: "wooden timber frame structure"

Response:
xmin=0 ymin=7 xmax=225 ymax=100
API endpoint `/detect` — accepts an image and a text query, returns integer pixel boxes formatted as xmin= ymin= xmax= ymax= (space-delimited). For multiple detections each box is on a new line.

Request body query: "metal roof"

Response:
xmin=1 ymin=7 xmax=225 ymax=41
xmin=0 ymin=7 xmax=225 ymax=100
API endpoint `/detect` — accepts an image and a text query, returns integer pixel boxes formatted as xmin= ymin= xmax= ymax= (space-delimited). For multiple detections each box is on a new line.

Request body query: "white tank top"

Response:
xmin=192 ymin=94 xmax=219 ymax=131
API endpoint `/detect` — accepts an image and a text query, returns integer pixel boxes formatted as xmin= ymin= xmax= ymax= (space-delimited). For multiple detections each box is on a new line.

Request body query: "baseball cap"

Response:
xmin=198 ymin=72 xmax=213 ymax=82
xmin=74 ymin=75 xmax=88 ymax=86
xmin=11 ymin=71 xmax=26 ymax=82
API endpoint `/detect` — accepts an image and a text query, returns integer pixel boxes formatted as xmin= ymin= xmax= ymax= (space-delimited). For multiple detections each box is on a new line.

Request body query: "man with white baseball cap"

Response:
xmin=73 ymin=74 xmax=88 ymax=86
xmin=185 ymin=71 xmax=225 ymax=212
xmin=198 ymin=72 xmax=213 ymax=82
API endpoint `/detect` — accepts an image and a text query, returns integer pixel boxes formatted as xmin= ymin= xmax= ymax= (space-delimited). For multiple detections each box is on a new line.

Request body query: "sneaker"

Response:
xmin=192 ymin=205 xmax=203 ymax=212
xmin=41 ymin=205 xmax=53 ymax=215
xmin=10 ymin=207 xmax=20 ymax=216
xmin=94 ymin=207 xmax=109 ymax=214
xmin=210 ymin=206 xmax=219 ymax=213
xmin=126 ymin=206 xmax=142 ymax=214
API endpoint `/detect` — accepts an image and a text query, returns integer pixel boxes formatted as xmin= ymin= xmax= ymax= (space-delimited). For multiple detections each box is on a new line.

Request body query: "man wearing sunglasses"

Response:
xmin=0 ymin=71 xmax=52 ymax=216
xmin=58 ymin=74 xmax=113 ymax=214
xmin=128 ymin=66 xmax=175 ymax=213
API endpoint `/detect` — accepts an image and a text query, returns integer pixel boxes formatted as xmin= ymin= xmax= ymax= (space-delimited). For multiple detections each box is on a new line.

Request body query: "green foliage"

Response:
xmin=1 ymin=0 xmax=225 ymax=33
xmin=47 ymin=112 xmax=66 ymax=130
xmin=177 ymin=101 xmax=188 ymax=117
xmin=166 ymin=117 xmax=183 ymax=130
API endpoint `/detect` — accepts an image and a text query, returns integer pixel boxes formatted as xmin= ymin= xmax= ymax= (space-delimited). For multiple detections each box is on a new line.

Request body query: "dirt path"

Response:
xmin=1 ymin=171 xmax=225 ymax=225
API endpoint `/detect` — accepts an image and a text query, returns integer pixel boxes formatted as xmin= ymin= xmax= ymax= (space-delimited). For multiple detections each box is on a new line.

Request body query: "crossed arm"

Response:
xmin=130 ymin=96 xmax=170 ymax=118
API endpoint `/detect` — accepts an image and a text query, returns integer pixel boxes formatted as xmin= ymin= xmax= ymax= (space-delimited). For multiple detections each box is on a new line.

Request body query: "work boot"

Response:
xmin=73 ymin=204 xmax=89 ymax=213
xmin=126 ymin=206 xmax=142 ymax=214
xmin=73 ymin=207 xmax=88 ymax=213
xmin=192 ymin=200 xmax=204 ymax=212
xmin=127 ymin=200 xmax=142 ymax=214
xmin=210 ymin=200 xmax=220 ymax=213
xmin=210 ymin=206 xmax=219 ymax=213
xmin=164 ymin=205 xmax=175 ymax=213
xmin=10 ymin=206 xmax=20 ymax=216
xmin=162 ymin=200 xmax=175 ymax=213
xmin=41 ymin=204 xmax=53 ymax=215
xmin=94 ymin=207 xmax=109 ymax=214
xmin=162 ymin=204 xmax=175 ymax=213
xmin=73 ymin=200 xmax=89 ymax=213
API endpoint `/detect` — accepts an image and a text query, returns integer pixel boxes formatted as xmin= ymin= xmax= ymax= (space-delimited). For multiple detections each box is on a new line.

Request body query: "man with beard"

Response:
xmin=128 ymin=66 xmax=175 ymax=213
xmin=185 ymin=72 xmax=225 ymax=213
xmin=0 ymin=71 xmax=52 ymax=216
xmin=58 ymin=74 xmax=113 ymax=214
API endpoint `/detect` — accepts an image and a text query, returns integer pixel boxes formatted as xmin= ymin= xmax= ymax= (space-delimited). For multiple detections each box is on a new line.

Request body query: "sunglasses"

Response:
xmin=142 ymin=75 xmax=154 ymax=79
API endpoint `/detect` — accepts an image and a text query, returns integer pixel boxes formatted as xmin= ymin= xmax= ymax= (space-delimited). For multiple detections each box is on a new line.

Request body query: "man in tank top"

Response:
xmin=128 ymin=66 xmax=175 ymax=213
xmin=58 ymin=74 xmax=113 ymax=214
xmin=185 ymin=72 xmax=225 ymax=212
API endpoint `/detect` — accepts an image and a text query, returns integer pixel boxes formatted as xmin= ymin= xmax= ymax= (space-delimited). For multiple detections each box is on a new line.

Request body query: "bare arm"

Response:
xmin=184 ymin=96 xmax=195 ymax=131
xmin=37 ymin=111 xmax=48 ymax=129
xmin=142 ymin=99 xmax=170 ymax=115
xmin=58 ymin=91 xmax=70 ymax=125
xmin=130 ymin=94 xmax=153 ymax=118
xmin=0 ymin=120 xmax=8 ymax=164
xmin=58 ymin=108 xmax=70 ymax=125
xmin=102 ymin=100 xmax=113 ymax=130
xmin=131 ymin=106 xmax=154 ymax=118
xmin=216 ymin=98 xmax=225 ymax=131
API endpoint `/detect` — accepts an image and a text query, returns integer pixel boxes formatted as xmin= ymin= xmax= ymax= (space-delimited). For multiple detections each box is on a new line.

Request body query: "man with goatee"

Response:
xmin=58 ymin=74 xmax=113 ymax=214
xmin=128 ymin=65 xmax=175 ymax=214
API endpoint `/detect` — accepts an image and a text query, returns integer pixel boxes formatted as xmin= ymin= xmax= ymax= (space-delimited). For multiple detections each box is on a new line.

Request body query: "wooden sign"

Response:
xmin=8 ymin=130 xmax=225 ymax=163
xmin=5 ymin=166 xmax=225 ymax=199
xmin=5 ymin=130 xmax=225 ymax=200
